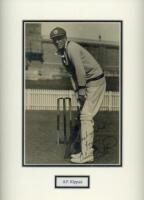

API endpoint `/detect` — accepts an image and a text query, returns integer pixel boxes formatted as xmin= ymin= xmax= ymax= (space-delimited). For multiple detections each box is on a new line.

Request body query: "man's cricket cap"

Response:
xmin=50 ymin=27 xmax=66 ymax=39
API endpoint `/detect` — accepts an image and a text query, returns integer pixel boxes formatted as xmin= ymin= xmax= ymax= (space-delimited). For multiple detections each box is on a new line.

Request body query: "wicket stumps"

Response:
xmin=57 ymin=97 xmax=72 ymax=145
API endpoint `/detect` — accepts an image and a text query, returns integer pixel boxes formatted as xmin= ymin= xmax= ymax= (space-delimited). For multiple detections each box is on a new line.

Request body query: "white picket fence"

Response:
xmin=25 ymin=89 xmax=119 ymax=111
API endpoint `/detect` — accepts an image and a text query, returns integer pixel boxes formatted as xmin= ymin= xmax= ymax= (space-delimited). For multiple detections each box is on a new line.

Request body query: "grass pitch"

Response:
xmin=24 ymin=111 xmax=121 ymax=165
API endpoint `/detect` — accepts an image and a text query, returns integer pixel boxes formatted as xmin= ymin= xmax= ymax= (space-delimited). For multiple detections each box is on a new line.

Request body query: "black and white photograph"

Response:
xmin=23 ymin=21 xmax=122 ymax=166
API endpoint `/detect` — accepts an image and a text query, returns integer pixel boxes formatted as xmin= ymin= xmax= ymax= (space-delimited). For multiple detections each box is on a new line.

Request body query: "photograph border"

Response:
xmin=22 ymin=20 xmax=123 ymax=167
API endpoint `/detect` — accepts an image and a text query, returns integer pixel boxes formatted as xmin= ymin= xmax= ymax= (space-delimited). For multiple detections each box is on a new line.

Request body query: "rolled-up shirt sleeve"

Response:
xmin=67 ymin=42 xmax=86 ymax=88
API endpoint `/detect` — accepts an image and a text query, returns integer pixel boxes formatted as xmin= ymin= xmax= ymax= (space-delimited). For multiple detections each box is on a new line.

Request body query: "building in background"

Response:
xmin=25 ymin=23 xmax=120 ymax=91
xmin=25 ymin=23 xmax=43 ymax=70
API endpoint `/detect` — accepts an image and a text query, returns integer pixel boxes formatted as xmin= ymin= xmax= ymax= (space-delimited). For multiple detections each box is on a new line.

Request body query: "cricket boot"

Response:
xmin=71 ymin=152 xmax=94 ymax=163
xmin=71 ymin=152 xmax=81 ymax=158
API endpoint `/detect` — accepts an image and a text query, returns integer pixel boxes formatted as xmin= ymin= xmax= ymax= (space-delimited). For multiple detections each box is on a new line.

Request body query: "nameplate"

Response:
xmin=55 ymin=176 xmax=90 ymax=188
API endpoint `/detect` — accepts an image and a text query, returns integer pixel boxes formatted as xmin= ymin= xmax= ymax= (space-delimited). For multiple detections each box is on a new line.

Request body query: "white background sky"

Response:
xmin=41 ymin=22 xmax=120 ymax=42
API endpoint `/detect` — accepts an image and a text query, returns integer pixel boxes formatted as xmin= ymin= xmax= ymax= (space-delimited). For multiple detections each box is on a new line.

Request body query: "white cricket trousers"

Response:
xmin=80 ymin=81 xmax=106 ymax=156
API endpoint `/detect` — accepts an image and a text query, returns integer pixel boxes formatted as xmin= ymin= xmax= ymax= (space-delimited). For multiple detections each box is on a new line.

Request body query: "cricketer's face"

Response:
xmin=52 ymin=36 xmax=67 ymax=50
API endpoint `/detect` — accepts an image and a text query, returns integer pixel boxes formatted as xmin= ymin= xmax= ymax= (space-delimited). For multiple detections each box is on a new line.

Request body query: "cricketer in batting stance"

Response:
xmin=50 ymin=27 xmax=106 ymax=163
